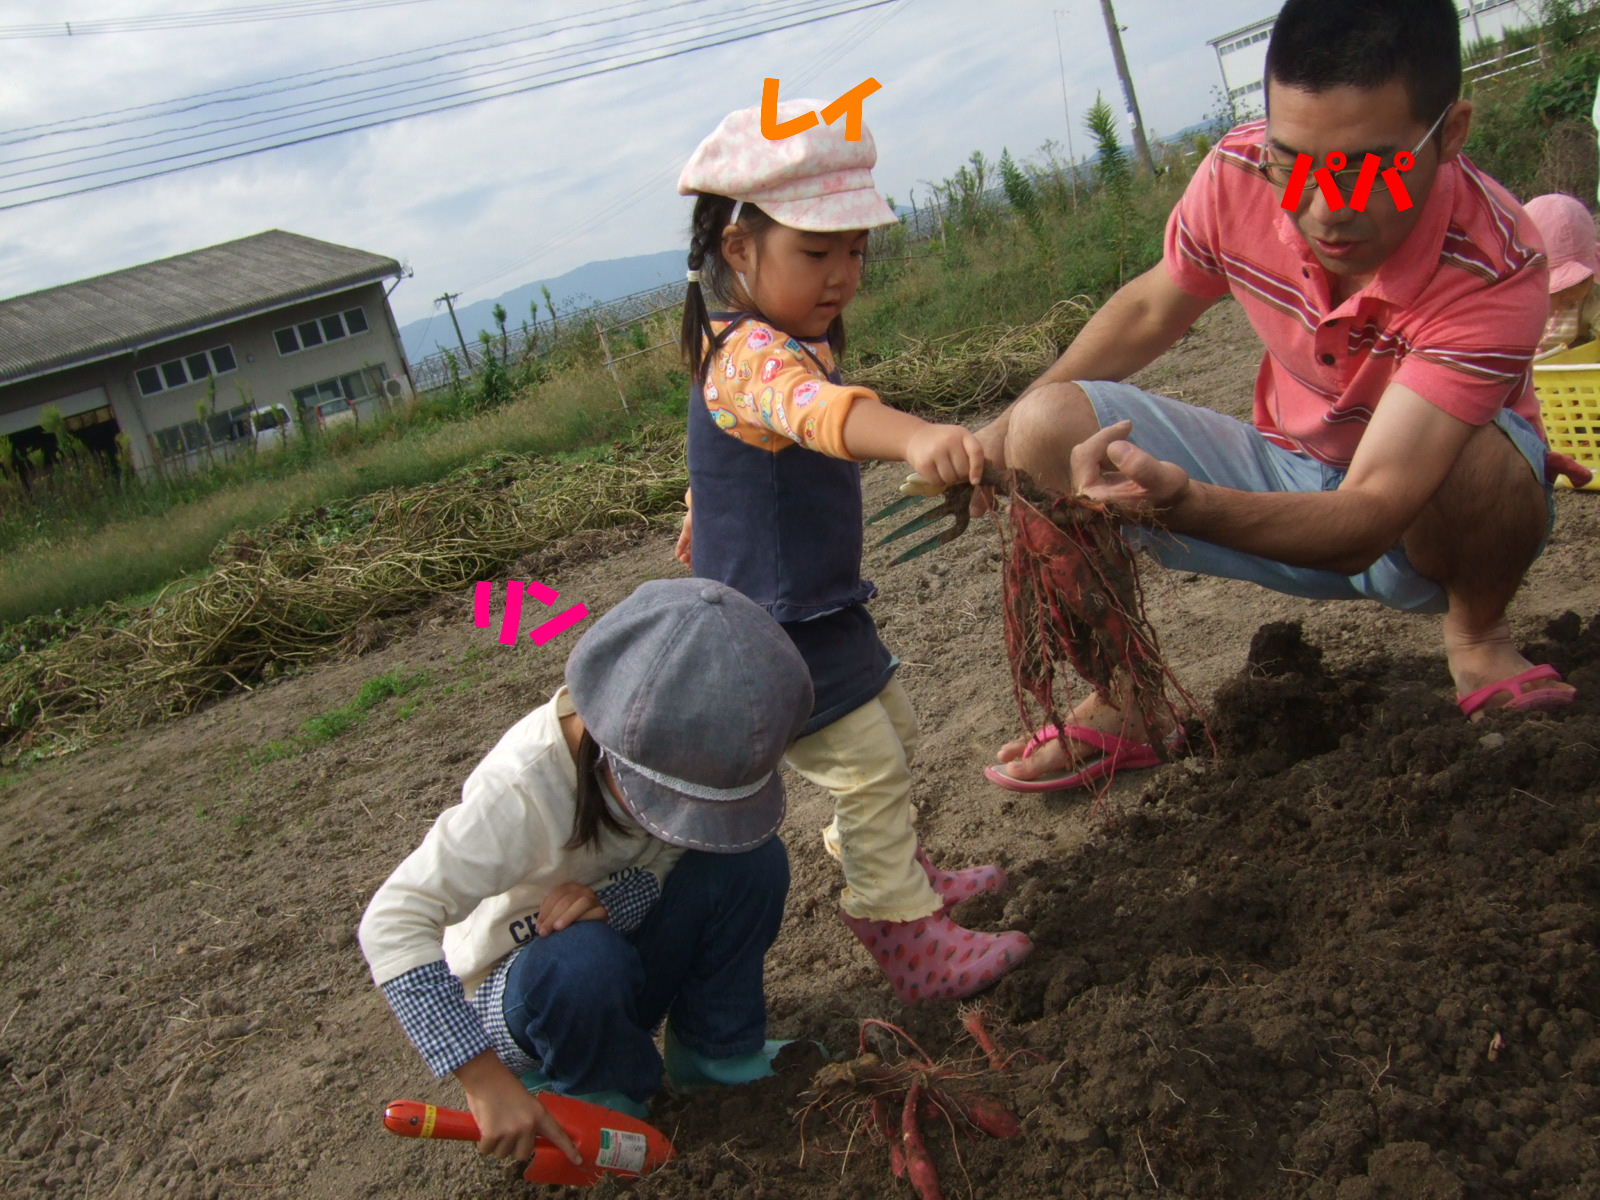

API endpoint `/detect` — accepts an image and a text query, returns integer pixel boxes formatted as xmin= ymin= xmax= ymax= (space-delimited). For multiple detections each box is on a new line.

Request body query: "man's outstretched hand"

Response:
xmin=1070 ymin=420 xmax=1190 ymax=519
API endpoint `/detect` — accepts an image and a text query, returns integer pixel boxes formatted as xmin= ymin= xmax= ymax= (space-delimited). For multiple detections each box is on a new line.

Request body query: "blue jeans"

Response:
xmin=501 ymin=838 xmax=788 ymax=1103
xmin=1081 ymin=380 xmax=1554 ymax=615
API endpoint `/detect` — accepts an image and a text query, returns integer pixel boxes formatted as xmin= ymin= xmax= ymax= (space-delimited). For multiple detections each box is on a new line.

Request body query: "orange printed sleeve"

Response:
xmin=703 ymin=320 xmax=874 ymax=459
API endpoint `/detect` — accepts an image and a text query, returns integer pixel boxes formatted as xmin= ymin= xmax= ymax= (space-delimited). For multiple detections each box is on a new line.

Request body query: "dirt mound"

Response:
xmin=627 ymin=617 xmax=1600 ymax=1200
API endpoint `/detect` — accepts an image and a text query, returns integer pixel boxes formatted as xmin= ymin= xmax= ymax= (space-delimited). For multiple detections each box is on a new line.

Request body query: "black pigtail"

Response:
xmin=681 ymin=194 xmax=735 ymax=384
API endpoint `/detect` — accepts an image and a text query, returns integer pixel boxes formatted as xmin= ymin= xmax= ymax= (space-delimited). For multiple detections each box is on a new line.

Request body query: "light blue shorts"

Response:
xmin=1080 ymin=380 xmax=1554 ymax=616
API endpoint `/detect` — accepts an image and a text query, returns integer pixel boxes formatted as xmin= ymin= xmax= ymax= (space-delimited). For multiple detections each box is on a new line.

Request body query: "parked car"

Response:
xmin=311 ymin=395 xmax=358 ymax=429
xmin=250 ymin=405 xmax=296 ymax=450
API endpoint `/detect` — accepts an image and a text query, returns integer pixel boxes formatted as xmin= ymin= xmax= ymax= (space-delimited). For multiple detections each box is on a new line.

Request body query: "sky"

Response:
xmin=0 ymin=0 xmax=1276 ymax=329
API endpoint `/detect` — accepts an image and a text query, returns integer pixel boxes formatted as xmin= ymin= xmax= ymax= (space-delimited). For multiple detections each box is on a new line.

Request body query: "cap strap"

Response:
xmin=601 ymin=746 xmax=771 ymax=802
xmin=730 ymin=199 xmax=745 ymax=225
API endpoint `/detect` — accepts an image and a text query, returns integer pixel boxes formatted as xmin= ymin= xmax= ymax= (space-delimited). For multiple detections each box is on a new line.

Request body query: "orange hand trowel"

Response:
xmin=382 ymin=1094 xmax=676 ymax=1186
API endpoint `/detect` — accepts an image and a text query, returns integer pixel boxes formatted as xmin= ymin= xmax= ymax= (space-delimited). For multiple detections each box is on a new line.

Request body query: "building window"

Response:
xmin=291 ymin=364 xmax=389 ymax=419
xmin=152 ymin=401 xmax=253 ymax=457
xmin=135 ymin=344 xmax=238 ymax=397
xmin=274 ymin=306 xmax=370 ymax=356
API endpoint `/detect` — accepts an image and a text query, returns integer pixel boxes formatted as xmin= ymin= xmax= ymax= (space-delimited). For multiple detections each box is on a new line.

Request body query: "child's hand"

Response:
xmin=674 ymin=510 xmax=693 ymax=568
xmin=536 ymin=882 xmax=608 ymax=936
xmin=904 ymin=422 xmax=986 ymax=489
xmin=458 ymin=1052 xmax=583 ymax=1164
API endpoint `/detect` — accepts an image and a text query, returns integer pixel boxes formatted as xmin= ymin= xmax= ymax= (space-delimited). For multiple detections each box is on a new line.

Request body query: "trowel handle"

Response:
xmin=383 ymin=1100 xmax=480 ymax=1141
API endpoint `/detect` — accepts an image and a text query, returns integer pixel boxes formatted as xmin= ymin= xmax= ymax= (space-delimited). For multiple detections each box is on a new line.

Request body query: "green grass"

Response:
xmin=250 ymin=669 xmax=430 ymax=762
xmin=0 ymin=360 xmax=675 ymax=624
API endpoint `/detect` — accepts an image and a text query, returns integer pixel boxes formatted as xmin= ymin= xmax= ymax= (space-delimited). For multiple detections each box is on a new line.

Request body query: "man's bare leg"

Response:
xmin=1402 ymin=420 xmax=1572 ymax=713
xmin=985 ymin=389 xmax=1569 ymax=783
xmin=984 ymin=382 xmax=1164 ymax=782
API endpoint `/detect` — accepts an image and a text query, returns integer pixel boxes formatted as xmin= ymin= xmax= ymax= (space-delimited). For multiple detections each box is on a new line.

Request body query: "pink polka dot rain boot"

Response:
xmin=915 ymin=846 xmax=1008 ymax=909
xmin=839 ymin=908 xmax=1033 ymax=1004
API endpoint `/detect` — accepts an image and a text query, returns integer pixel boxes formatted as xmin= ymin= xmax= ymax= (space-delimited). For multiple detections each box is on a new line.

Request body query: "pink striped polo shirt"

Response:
xmin=1165 ymin=120 xmax=1548 ymax=467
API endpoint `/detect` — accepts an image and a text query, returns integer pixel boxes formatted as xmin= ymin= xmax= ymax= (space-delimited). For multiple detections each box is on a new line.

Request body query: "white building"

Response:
xmin=0 ymin=231 xmax=415 ymax=477
xmin=1209 ymin=3 xmax=1547 ymax=121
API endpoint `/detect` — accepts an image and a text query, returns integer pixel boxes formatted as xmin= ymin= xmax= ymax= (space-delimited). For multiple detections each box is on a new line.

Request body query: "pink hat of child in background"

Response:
xmin=678 ymin=99 xmax=899 ymax=232
xmin=1525 ymin=193 xmax=1600 ymax=292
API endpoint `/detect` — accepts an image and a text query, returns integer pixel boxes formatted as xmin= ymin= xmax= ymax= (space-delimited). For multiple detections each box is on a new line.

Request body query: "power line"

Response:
xmin=0 ymin=0 xmax=449 ymax=40
xmin=0 ymin=0 xmax=688 ymax=143
xmin=0 ymin=0 xmax=897 ymax=211
xmin=455 ymin=0 xmax=909 ymax=299
xmin=4 ymin=0 xmax=819 ymax=173
xmin=4 ymin=0 xmax=839 ymax=191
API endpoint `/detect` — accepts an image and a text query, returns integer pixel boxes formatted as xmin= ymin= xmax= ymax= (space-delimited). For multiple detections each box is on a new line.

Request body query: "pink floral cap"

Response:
xmin=678 ymin=99 xmax=899 ymax=232
xmin=1525 ymin=193 xmax=1600 ymax=293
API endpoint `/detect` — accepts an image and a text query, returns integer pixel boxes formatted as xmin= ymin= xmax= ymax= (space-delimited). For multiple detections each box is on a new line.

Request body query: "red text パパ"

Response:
xmin=1281 ymin=150 xmax=1416 ymax=213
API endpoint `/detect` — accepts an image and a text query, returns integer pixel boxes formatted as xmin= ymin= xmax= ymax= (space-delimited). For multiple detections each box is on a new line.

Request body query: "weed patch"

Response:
xmin=250 ymin=670 xmax=429 ymax=762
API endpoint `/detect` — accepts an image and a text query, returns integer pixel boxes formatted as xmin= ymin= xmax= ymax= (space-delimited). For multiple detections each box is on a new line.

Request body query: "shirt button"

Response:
xmin=1320 ymin=353 xmax=1336 ymax=365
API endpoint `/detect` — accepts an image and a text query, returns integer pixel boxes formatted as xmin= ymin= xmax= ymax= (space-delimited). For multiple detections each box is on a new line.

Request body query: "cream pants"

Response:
xmin=783 ymin=677 xmax=942 ymax=922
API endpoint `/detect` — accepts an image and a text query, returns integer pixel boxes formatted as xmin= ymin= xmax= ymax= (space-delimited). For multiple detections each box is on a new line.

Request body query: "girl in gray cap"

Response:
xmin=359 ymin=578 xmax=813 ymax=1166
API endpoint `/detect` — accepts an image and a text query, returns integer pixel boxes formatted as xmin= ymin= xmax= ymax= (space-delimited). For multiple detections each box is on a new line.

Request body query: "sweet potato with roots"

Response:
xmin=799 ymin=1016 xmax=1024 ymax=1198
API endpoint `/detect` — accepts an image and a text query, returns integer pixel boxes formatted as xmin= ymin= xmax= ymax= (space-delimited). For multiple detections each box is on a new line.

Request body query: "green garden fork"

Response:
xmin=868 ymin=469 xmax=1005 ymax=564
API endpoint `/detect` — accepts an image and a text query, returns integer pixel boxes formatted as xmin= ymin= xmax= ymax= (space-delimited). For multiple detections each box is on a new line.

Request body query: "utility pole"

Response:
xmin=1054 ymin=9 xmax=1080 ymax=205
xmin=435 ymin=291 xmax=472 ymax=367
xmin=1097 ymin=0 xmax=1156 ymax=175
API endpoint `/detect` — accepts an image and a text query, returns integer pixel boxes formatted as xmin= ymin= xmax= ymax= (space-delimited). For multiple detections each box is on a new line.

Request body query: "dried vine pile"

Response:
xmin=0 ymin=426 xmax=687 ymax=757
xmin=850 ymin=298 xmax=1094 ymax=416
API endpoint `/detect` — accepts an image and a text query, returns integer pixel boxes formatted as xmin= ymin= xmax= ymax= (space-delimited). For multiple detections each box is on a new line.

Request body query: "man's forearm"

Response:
xmin=1024 ymin=272 xmax=1204 ymax=395
xmin=1165 ymin=481 xmax=1405 ymax=576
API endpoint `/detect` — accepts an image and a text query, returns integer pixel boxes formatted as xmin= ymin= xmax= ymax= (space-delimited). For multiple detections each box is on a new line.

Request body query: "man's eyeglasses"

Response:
xmin=1257 ymin=103 xmax=1453 ymax=201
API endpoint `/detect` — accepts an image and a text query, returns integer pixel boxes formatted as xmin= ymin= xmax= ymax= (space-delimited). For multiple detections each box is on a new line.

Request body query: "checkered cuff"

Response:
xmin=596 ymin=867 xmax=661 ymax=935
xmin=469 ymin=950 xmax=540 ymax=1079
xmin=379 ymin=960 xmax=493 ymax=1078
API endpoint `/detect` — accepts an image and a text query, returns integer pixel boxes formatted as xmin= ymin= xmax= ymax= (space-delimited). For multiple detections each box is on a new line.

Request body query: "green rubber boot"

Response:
xmin=518 ymin=1066 xmax=649 ymax=1121
xmin=662 ymin=1023 xmax=791 ymax=1093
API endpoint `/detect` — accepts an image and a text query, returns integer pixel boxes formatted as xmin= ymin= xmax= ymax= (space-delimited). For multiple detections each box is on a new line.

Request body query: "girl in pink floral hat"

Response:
xmin=671 ymin=99 xmax=1033 ymax=1004
xmin=1526 ymin=193 xmax=1600 ymax=353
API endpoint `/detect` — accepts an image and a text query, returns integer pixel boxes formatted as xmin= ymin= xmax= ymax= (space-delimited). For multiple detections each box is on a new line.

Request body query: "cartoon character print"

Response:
xmin=731 ymin=390 xmax=754 ymax=414
xmin=791 ymin=379 xmax=822 ymax=408
xmin=745 ymin=327 xmax=774 ymax=353
xmin=756 ymin=386 xmax=776 ymax=424
xmin=737 ymin=363 xmax=753 ymax=382
xmin=710 ymin=407 xmax=737 ymax=431
xmin=705 ymin=384 xmax=719 ymax=403
xmin=801 ymin=415 xmax=819 ymax=443
xmin=763 ymin=386 xmax=798 ymax=440
xmin=785 ymin=338 xmax=804 ymax=354
xmin=761 ymin=356 xmax=785 ymax=384
xmin=722 ymin=353 xmax=736 ymax=381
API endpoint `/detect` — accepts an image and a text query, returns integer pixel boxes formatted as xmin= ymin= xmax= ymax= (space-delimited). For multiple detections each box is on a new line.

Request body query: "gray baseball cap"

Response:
xmin=565 ymin=578 xmax=813 ymax=853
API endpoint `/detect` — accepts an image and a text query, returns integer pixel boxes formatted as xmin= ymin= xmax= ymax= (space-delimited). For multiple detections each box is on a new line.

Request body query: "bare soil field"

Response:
xmin=3 ymin=300 xmax=1598 ymax=1199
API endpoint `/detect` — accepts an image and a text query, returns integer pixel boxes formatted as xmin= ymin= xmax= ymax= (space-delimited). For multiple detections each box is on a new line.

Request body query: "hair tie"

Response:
xmin=685 ymin=269 xmax=701 ymax=283
xmin=730 ymin=199 xmax=745 ymax=225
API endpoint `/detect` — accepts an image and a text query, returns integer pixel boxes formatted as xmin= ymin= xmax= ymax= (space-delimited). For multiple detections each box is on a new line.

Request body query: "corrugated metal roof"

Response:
xmin=0 ymin=229 xmax=402 ymax=386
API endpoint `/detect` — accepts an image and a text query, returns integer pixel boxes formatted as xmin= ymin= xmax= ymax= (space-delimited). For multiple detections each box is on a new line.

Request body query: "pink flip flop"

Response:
xmin=1456 ymin=664 xmax=1576 ymax=718
xmin=983 ymin=723 xmax=1162 ymax=793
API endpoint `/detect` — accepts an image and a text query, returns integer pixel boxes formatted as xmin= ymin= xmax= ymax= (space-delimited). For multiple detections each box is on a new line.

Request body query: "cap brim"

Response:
xmin=609 ymin=758 xmax=785 ymax=854
xmin=1549 ymin=259 xmax=1595 ymax=292
xmin=759 ymin=189 xmax=900 ymax=232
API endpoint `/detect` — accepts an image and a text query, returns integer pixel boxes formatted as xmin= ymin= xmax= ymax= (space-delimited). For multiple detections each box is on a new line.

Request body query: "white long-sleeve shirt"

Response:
xmin=359 ymin=687 xmax=682 ymax=1074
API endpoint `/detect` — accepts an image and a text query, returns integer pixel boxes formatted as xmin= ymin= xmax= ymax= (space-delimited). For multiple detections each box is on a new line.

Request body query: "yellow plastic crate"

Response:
xmin=1533 ymin=338 xmax=1600 ymax=491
